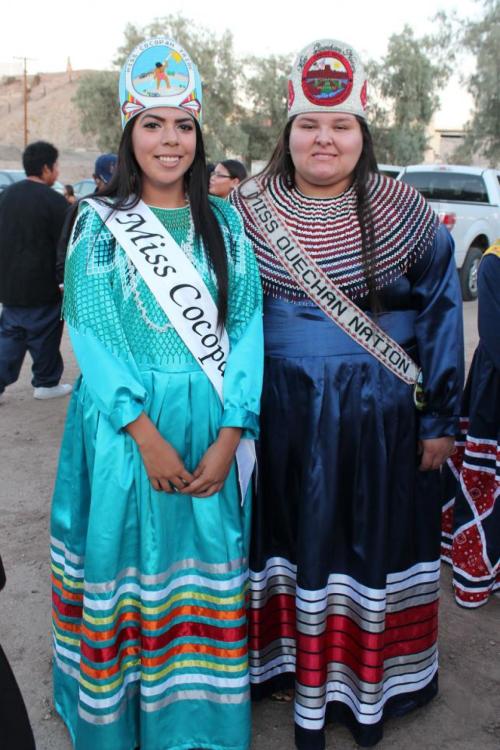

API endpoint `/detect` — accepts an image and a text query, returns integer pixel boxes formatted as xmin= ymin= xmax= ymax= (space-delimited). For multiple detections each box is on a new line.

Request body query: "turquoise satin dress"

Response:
xmin=50 ymin=198 xmax=263 ymax=750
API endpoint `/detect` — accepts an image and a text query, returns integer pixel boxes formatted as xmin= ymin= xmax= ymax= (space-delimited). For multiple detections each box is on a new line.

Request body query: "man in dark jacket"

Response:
xmin=0 ymin=141 xmax=72 ymax=400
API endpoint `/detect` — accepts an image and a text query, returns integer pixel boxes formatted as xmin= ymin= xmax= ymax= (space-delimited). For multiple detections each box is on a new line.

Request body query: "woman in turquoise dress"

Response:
xmin=50 ymin=37 xmax=263 ymax=750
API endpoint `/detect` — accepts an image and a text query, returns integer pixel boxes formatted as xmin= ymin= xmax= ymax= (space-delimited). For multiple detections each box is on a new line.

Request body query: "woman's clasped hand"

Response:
xmin=129 ymin=413 xmax=241 ymax=497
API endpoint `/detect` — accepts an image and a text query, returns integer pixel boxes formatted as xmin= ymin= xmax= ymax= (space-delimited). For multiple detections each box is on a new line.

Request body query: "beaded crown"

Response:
xmin=119 ymin=36 xmax=202 ymax=129
xmin=288 ymin=38 xmax=367 ymax=120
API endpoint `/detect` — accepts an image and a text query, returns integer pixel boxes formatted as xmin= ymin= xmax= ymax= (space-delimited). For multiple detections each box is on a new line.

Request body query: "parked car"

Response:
xmin=378 ymin=164 xmax=403 ymax=179
xmin=399 ymin=164 xmax=500 ymax=300
xmin=0 ymin=169 xmax=64 ymax=195
xmin=73 ymin=179 xmax=96 ymax=199
xmin=0 ymin=169 xmax=27 ymax=193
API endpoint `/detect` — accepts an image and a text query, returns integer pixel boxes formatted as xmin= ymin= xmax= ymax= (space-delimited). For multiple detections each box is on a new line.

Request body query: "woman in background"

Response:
xmin=210 ymin=159 xmax=247 ymax=199
xmin=442 ymin=242 xmax=500 ymax=607
xmin=63 ymin=184 xmax=76 ymax=204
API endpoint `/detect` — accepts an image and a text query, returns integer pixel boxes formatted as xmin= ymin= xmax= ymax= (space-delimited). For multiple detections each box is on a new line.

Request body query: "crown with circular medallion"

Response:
xmin=119 ymin=36 xmax=202 ymax=129
xmin=288 ymin=39 xmax=367 ymax=120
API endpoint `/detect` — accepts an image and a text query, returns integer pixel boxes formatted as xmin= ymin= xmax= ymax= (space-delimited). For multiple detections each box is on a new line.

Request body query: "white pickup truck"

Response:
xmin=399 ymin=165 xmax=500 ymax=299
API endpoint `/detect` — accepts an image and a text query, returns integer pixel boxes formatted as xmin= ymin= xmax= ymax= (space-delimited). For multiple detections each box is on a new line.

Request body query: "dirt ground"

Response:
xmin=0 ymin=300 xmax=498 ymax=750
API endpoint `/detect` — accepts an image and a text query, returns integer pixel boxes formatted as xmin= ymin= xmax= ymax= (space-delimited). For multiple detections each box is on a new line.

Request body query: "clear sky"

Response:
xmin=2 ymin=0 xmax=478 ymax=127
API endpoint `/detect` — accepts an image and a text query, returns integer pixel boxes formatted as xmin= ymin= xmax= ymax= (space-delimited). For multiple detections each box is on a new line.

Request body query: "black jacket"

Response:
xmin=0 ymin=179 xmax=68 ymax=306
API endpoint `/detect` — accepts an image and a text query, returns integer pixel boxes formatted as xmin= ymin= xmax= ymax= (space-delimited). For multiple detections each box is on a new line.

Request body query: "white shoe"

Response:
xmin=33 ymin=383 xmax=73 ymax=400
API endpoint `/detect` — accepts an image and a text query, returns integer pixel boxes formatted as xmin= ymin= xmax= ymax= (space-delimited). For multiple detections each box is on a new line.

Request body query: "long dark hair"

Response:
xmin=67 ymin=118 xmax=229 ymax=327
xmin=254 ymin=116 xmax=380 ymax=310
xmin=103 ymin=118 xmax=228 ymax=326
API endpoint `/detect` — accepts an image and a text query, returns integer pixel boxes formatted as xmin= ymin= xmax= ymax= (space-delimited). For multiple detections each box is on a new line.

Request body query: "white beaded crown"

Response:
xmin=288 ymin=39 xmax=367 ymax=120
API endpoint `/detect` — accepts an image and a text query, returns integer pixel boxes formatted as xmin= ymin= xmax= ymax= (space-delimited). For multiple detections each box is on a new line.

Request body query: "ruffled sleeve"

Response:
xmin=63 ymin=203 xmax=148 ymax=431
xmin=407 ymin=224 xmax=464 ymax=438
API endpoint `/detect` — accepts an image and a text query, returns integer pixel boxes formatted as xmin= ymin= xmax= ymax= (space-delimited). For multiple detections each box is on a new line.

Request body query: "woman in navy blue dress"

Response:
xmin=233 ymin=38 xmax=464 ymax=748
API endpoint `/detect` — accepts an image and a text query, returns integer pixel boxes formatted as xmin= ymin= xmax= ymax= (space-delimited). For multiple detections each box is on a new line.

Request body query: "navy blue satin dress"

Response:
xmin=249 ymin=225 xmax=464 ymax=748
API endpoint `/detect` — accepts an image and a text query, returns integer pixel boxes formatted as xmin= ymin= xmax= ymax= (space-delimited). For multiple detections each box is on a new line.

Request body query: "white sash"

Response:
xmin=86 ymin=198 xmax=256 ymax=501
xmin=239 ymin=178 xmax=423 ymax=392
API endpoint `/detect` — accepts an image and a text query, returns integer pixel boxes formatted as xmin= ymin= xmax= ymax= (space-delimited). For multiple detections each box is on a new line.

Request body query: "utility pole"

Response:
xmin=13 ymin=56 xmax=35 ymax=148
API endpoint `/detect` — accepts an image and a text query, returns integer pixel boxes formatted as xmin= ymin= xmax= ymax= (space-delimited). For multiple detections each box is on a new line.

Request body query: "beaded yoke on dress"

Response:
xmin=232 ymin=173 xmax=438 ymax=303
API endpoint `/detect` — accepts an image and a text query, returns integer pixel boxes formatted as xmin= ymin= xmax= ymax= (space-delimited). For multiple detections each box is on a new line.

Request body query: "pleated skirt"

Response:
xmin=51 ymin=364 xmax=252 ymax=750
xmin=249 ymin=298 xmax=441 ymax=748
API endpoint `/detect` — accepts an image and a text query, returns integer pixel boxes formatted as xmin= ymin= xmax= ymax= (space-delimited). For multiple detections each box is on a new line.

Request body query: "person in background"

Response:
xmin=0 ymin=140 xmax=72 ymax=401
xmin=92 ymin=152 xmax=117 ymax=192
xmin=0 ymin=556 xmax=36 ymax=750
xmin=209 ymin=159 xmax=247 ymax=199
xmin=63 ymin=184 xmax=76 ymax=204
xmin=441 ymin=242 xmax=500 ymax=607
xmin=232 ymin=37 xmax=463 ymax=749
xmin=206 ymin=161 xmax=215 ymax=188
xmin=55 ymin=157 xmax=119 ymax=299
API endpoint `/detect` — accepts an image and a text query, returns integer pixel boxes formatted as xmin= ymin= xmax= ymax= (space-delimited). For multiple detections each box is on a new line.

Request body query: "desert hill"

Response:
xmin=0 ymin=70 xmax=104 ymax=182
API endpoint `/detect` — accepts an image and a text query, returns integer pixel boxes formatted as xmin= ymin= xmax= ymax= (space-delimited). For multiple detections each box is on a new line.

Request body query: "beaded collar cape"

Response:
xmin=239 ymin=175 xmax=430 ymax=390
xmin=232 ymin=173 xmax=438 ymax=304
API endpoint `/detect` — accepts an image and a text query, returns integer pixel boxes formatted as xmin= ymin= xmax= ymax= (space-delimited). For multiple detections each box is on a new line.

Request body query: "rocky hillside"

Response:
xmin=0 ymin=71 xmax=102 ymax=182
